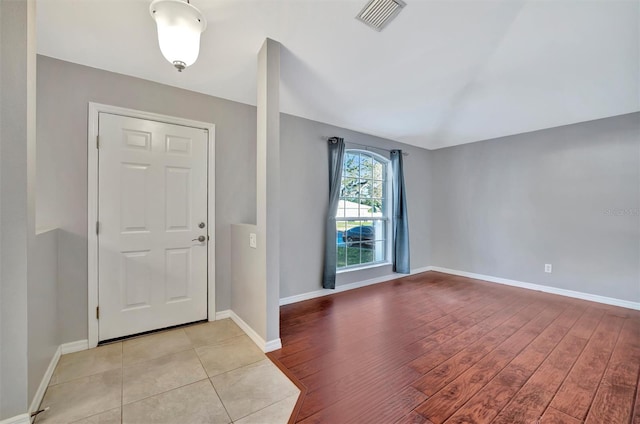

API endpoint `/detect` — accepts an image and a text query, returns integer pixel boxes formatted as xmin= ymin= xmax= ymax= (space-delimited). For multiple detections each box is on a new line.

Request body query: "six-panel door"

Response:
xmin=98 ymin=113 xmax=208 ymax=341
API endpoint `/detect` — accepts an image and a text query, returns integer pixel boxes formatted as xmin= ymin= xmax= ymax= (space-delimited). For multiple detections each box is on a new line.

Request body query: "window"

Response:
xmin=336 ymin=150 xmax=390 ymax=270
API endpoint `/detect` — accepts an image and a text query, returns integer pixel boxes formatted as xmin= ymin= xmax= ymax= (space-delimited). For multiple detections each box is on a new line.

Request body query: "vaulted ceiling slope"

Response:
xmin=37 ymin=0 xmax=639 ymax=149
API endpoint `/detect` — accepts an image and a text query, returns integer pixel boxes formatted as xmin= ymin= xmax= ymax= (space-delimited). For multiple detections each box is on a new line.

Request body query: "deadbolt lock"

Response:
xmin=199 ymin=222 xmax=206 ymax=228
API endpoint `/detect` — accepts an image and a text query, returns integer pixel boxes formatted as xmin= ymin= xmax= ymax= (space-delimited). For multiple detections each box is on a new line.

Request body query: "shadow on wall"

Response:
xmin=57 ymin=229 xmax=89 ymax=343
xmin=29 ymin=229 xmax=59 ymax=402
xmin=279 ymin=45 xmax=343 ymax=124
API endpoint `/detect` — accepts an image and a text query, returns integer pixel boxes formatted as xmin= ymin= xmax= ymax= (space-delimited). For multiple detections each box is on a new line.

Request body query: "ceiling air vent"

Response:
xmin=356 ymin=0 xmax=406 ymax=32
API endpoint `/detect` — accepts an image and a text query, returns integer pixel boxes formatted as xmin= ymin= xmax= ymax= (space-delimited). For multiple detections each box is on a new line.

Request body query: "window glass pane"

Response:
xmin=373 ymin=161 xmax=384 ymax=180
xmin=346 ymin=224 xmax=361 ymax=241
xmin=336 ymin=221 xmax=347 ymax=242
xmin=361 ymin=243 xmax=374 ymax=264
xmin=344 ymin=198 xmax=360 ymax=219
xmin=374 ymin=241 xmax=385 ymax=262
xmin=360 ymin=155 xmax=373 ymax=179
xmin=337 ymin=244 xmax=347 ymax=268
xmin=337 ymin=250 xmax=343 ymax=267
xmin=373 ymin=181 xmax=384 ymax=199
xmin=372 ymin=220 xmax=385 ymax=240
xmin=337 ymin=220 xmax=347 ymax=268
xmin=346 ymin=242 xmax=362 ymax=266
xmin=359 ymin=179 xmax=372 ymax=198
xmin=359 ymin=203 xmax=373 ymax=218
xmin=369 ymin=199 xmax=383 ymax=217
xmin=335 ymin=199 xmax=346 ymax=218
xmin=341 ymin=178 xmax=360 ymax=199
xmin=343 ymin=153 xmax=359 ymax=178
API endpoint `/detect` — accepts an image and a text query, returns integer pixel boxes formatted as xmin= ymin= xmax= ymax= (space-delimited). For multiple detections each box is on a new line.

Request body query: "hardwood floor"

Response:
xmin=268 ymin=271 xmax=640 ymax=424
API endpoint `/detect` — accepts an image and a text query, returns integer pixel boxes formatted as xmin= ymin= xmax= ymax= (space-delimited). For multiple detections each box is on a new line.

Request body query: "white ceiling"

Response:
xmin=37 ymin=0 xmax=639 ymax=149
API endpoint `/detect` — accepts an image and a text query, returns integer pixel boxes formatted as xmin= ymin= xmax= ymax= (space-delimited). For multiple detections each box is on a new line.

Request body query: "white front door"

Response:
xmin=98 ymin=113 xmax=209 ymax=341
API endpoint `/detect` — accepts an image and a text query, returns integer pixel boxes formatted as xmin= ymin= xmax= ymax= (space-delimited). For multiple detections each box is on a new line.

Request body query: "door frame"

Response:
xmin=87 ymin=102 xmax=216 ymax=348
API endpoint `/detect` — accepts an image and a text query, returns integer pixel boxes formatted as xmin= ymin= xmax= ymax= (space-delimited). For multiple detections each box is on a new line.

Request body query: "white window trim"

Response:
xmin=337 ymin=261 xmax=393 ymax=274
xmin=336 ymin=149 xmax=393 ymax=272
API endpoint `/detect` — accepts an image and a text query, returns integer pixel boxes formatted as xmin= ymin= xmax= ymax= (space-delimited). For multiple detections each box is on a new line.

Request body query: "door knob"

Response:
xmin=192 ymin=235 xmax=206 ymax=243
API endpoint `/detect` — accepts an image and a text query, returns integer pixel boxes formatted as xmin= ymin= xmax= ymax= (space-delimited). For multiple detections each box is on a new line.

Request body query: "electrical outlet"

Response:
xmin=545 ymin=264 xmax=552 ymax=273
xmin=249 ymin=233 xmax=257 ymax=249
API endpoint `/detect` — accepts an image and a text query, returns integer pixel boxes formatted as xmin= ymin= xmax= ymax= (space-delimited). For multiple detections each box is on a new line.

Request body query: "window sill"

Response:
xmin=337 ymin=262 xmax=392 ymax=274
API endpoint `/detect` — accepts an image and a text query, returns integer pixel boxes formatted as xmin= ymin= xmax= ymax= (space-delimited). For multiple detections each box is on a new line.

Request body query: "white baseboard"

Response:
xmin=277 ymin=265 xmax=639 ymax=311
xmin=0 ymin=414 xmax=30 ymax=424
xmin=215 ymin=310 xmax=231 ymax=320
xmin=60 ymin=340 xmax=89 ymax=355
xmin=27 ymin=339 xmax=88 ymax=417
xmin=279 ymin=266 xmax=432 ymax=306
xmin=227 ymin=310 xmax=281 ymax=353
xmin=431 ymin=266 xmax=640 ymax=311
xmin=264 ymin=338 xmax=282 ymax=352
xmin=28 ymin=347 xmax=61 ymax=415
xmin=20 ymin=339 xmax=89 ymax=421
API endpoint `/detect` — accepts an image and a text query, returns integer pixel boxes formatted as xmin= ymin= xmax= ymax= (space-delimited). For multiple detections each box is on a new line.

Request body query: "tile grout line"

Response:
xmin=46 ymin=343 xmax=123 ymax=388
xmin=44 ymin=322 xmax=297 ymax=423
xmin=191 ymin=341 xmax=234 ymax=424
xmin=206 ymin=377 xmax=233 ymax=424
xmin=191 ymin=325 xmax=296 ymax=423
xmin=120 ymin=328 xmax=206 ymax=407
xmin=232 ymin=392 xmax=300 ymax=424
xmin=120 ymin=325 xmax=265 ymax=412
xmin=213 ymin=357 xmax=300 ymax=423
xmin=125 ymin=377 xmax=215 ymax=406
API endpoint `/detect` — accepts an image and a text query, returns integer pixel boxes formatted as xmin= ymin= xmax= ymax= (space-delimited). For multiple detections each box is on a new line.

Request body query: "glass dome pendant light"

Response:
xmin=149 ymin=0 xmax=207 ymax=72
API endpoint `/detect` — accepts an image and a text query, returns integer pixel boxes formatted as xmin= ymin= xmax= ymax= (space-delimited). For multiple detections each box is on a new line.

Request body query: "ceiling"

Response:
xmin=37 ymin=0 xmax=639 ymax=150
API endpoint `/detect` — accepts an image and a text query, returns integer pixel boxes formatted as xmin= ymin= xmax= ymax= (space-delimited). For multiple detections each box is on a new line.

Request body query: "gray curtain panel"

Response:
xmin=322 ymin=137 xmax=345 ymax=289
xmin=391 ymin=150 xmax=410 ymax=274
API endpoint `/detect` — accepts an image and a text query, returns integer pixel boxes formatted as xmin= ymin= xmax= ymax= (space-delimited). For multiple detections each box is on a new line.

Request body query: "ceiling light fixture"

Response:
xmin=150 ymin=0 xmax=207 ymax=72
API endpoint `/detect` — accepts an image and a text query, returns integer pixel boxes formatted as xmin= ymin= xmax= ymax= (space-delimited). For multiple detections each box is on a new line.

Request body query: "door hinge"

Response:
xmin=96 ymin=221 xmax=99 ymax=235
xmin=96 ymin=306 xmax=100 ymax=320
xmin=96 ymin=135 xmax=100 ymax=149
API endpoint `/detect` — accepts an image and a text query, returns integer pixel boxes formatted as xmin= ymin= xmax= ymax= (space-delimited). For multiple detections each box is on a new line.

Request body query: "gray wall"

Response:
xmin=37 ymin=55 xmax=434 ymax=344
xmin=28 ymin=229 xmax=59 ymax=404
xmin=38 ymin=53 xmax=637 ymax=359
xmin=37 ymin=55 xmax=257 ymax=342
xmin=431 ymin=113 xmax=640 ymax=302
xmin=1 ymin=0 xmax=37 ymax=419
xmin=280 ymin=114 xmax=432 ymax=298
xmin=231 ymin=224 xmax=266 ymax=339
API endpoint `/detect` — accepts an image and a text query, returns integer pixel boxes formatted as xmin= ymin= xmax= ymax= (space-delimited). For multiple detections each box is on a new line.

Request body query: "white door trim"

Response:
xmin=88 ymin=102 xmax=216 ymax=348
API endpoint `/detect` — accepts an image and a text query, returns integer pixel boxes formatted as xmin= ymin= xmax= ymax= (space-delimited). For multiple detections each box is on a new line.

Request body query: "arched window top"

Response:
xmin=340 ymin=149 xmax=388 ymax=204
xmin=345 ymin=149 xmax=389 ymax=165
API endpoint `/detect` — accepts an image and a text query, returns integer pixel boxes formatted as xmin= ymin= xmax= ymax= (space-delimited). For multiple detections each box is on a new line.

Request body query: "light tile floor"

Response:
xmin=36 ymin=319 xmax=299 ymax=424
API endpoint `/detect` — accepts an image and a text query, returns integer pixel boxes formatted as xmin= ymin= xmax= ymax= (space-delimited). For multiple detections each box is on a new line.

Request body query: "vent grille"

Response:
xmin=356 ymin=0 xmax=406 ymax=31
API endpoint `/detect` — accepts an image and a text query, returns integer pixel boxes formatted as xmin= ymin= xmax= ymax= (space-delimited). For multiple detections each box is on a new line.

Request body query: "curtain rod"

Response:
xmin=324 ymin=137 xmax=409 ymax=156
